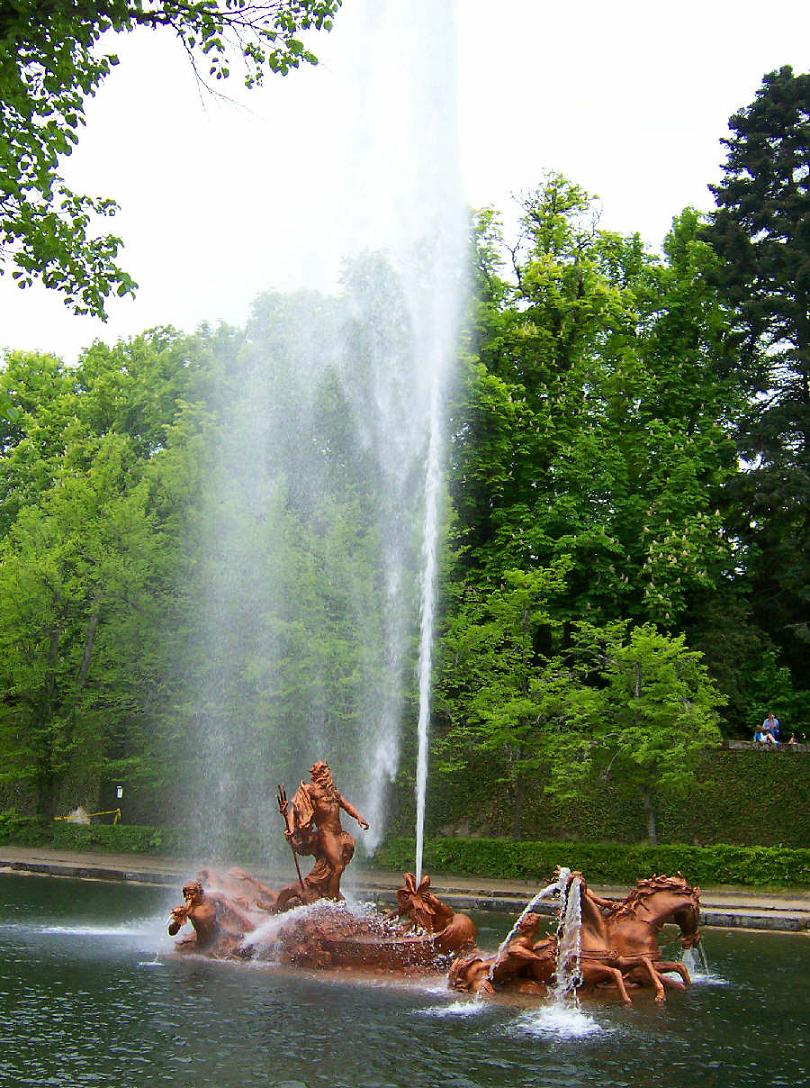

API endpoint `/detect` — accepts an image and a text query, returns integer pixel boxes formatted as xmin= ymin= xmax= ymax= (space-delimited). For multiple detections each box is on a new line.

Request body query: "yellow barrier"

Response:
xmin=54 ymin=808 xmax=122 ymax=825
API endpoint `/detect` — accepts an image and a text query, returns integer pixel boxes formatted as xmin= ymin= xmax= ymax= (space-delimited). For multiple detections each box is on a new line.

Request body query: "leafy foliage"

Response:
xmin=371 ymin=836 xmax=810 ymax=888
xmin=0 ymin=1 xmax=341 ymax=316
xmin=0 ymin=808 xmax=49 ymax=846
xmin=702 ymin=66 xmax=810 ymax=683
xmin=439 ymin=607 xmax=724 ymax=844
xmin=1 ymin=126 xmax=809 ymax=854
xmin=449 ymin=179 xmax=739 ymax=634
xmin=0 ymin=332 xmax=211 ymax=818
xmin=537 ymin=623 xmax=724 ymax=844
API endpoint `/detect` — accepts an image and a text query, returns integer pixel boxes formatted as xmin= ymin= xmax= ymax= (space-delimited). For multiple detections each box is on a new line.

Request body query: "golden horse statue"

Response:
xmin=448 ymin=870 xmax=701 ymax=1004
xmin=571 ymin=871 xmax=701 ymax=1004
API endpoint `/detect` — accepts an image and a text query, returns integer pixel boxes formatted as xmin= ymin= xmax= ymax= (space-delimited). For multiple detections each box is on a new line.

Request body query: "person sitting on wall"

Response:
xmin=762 ymin=712 xmax=781 ymax=743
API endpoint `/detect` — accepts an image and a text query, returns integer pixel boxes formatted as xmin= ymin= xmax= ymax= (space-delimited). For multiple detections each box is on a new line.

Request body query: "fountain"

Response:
xmin=175 ymin=0 xmax=466 ymax=863
xmin=161 ymin=0 xmax=704 ymax=1022
xmin=166 ymin=757 xmax=703 ymax=1006
xmin=4 ymin=868 xmax=803 ymax=1086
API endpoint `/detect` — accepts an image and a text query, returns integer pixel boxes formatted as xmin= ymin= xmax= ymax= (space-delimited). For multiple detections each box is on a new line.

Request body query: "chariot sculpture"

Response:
xmin=167 ymin=759 xmax=702 ymax=1004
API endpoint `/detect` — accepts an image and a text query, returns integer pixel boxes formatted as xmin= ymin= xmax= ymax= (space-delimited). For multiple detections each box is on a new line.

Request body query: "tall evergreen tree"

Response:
xmin=703 ymin=66 xmax=810 ymax=682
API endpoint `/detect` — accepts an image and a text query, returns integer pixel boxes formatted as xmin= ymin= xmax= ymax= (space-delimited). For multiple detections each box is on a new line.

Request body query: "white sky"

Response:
xmin=1 ymin=0 xmax=808 ymax=361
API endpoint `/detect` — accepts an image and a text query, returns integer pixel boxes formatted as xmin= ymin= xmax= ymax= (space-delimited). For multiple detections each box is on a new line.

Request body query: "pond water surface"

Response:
xmin=0 ymin=874 xmax=806 ymax=1088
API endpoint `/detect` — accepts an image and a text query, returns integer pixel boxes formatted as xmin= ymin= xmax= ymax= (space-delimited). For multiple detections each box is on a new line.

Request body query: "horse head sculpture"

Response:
xmin=613 ymin=872 xmax=701 ymax=943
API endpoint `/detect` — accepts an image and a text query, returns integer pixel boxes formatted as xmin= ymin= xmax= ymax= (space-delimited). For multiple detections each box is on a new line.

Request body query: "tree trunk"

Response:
xmin=35 ymin=621 xmax=62 ymax=822
xmin=641 ymin=787 xmax=658 ymax=846
xmin=511 ymin=775 xmax=523 ymax=841
xmin=36 ymin=772 xmax=57 ymax=824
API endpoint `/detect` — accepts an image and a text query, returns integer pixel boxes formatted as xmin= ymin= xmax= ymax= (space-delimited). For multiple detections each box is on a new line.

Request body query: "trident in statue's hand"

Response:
xmin=276 ymin=783 xmax=305 ymax=892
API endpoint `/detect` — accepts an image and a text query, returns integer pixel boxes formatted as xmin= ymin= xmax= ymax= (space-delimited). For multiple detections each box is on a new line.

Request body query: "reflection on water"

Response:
xmin=0 ymin=874 xmax=807 ymax=1088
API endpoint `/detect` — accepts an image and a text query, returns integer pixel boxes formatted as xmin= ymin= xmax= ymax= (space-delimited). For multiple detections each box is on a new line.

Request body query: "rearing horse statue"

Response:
xmin=570 ymin=872 xmax=634 ymax=1005
xmin=570 ymin=871 xmax=701 ymax=1004
xmin=607 ymin=873 xmax=701 ymax=1003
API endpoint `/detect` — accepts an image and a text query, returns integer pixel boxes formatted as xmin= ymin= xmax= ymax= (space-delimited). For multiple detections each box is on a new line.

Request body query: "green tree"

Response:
xmin=541 ymin=623 xmax=725 ymax=844
xmin=0 ymin=335 xmax=213 ymax=820
xmin=0 ymin=350 xmax=78 ymax=532
xmin=0 ymin=1 xmax=341 ymax=317
xmin=0 ymin=433 xmax=167 ymax=818
xmin=703 ymin=66 xmax=810 ymax=683
xmin=437 ymin=565 xmax=569 ymax=838
xmin=450 ymin=182 xmax=739 ymax=637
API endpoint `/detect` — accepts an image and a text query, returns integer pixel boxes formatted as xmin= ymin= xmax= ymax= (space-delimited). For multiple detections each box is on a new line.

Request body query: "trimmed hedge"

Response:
xmin=50 ymin=823 xmax=188 ymax=855
xmin=48 ymin=821 xmax=271 ymax=862
xmin=370 ymin=836 xmax=810 ymax=888
xmin=0 ymin=816 xmax=275 ymax=863
xmin=0 ymin=809 xmax=50 ymax=847
xmin=391 ymin=747 xmax=810 ymax=849
xmin=2 ymin=814 xmax=808 ymax=886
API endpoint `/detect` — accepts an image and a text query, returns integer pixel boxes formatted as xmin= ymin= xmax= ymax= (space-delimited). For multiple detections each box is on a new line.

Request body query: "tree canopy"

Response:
xmin=0 ymin=0 xmax=341 ymax=317
xmin=703 ymin=65 xmax=810 ymax=683
xmin=1 ymin=66 xmax=809 ymax=846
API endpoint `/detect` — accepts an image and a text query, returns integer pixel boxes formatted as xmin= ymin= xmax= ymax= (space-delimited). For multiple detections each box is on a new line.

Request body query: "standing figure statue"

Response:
xmin=276 ymin=760 xmax=369 ymax=907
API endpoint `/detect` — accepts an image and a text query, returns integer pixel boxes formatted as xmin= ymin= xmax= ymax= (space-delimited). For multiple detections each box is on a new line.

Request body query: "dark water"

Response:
xmin=0 ymin=874 xmax=807 ymax=1088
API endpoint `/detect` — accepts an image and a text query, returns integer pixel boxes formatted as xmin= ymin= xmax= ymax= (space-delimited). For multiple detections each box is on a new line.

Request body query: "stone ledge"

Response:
xmin=2 ymin=855 xmax=808 ymax=932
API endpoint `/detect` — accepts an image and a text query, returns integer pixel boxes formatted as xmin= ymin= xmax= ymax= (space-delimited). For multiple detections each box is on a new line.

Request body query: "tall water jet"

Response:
xmin=553 ymin=874 xmax=584 ymax=1005
xmin=177 ymin=1 xmax=466 ymax=860
xmin=414 ymin=348 xmax=445 ymax=883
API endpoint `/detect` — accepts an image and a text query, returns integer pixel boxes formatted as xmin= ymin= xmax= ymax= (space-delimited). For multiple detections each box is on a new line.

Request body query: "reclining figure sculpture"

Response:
xmin=449 ymin=912 xmax=555 ymax=995
xmin=168 ymin=879 xmax=256 ymax=958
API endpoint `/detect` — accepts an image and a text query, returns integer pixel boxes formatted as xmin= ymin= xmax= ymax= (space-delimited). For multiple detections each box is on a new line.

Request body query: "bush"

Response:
xmin=49 ymin=822 xmax=268 ymax=861
xmin=0 ymin=809 xmax=49 ymax=846
xmin=4 ymin=819 xmax=808 ymax=887
xmin=370 ymin=836 xmax=810 ymax=887
xmin=50 ymin=823 xmax=188 ymax=855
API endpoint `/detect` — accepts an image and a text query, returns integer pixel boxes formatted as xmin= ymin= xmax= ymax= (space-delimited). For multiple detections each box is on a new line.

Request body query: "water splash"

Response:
xmin=682 ymin=940 xmax=709 ymax=975
xmin=241 ymin=898 xmax=356 ymax=953
xmin=417 ymin=999 xmax=487 ymax=1019
xmin=8 ymin=921 xmax=158 ymax=938
xmin=682 ymin=942 xmax=728 ymax=985
xmin=513 ymin=1004 xmax=606 ymax=1039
